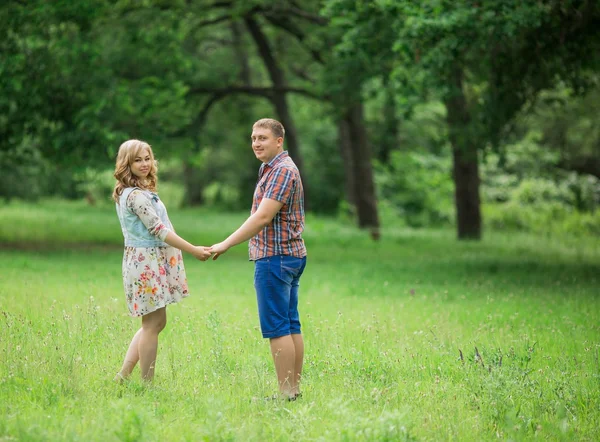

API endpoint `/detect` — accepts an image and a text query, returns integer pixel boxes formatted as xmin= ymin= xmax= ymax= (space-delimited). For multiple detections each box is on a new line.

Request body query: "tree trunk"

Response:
xmin=271 ymin=95 xmax=303 ymax=170
xmin=244 ymin=16 xmax=307 ymax=199
xmin=379 ymin=76 xmax=399 ymax=164
xmin=182 ymin=159 xmax=204 ymax=206
xmin=444 ymin=68 xmax=482 ymax=240
xmin=451 ymin=145 xmax=481 ymax=239
xmin=559 ymin=156 xmax=600 ymax=180
xmin=231 ymin=20 xmax=251 ymax=86
xmin=341 ymin=103 xmax=380 ymax=239
xmin=337 ymin=117 xmax=356 ymax=208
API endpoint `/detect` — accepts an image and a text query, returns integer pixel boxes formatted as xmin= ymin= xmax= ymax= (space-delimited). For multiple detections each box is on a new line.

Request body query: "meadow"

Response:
xmin=1 ymin=200 xmax=599 ymax=441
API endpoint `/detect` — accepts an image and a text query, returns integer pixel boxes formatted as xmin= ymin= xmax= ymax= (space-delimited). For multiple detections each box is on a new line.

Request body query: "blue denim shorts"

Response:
xmin=254 ymin=255 xmax=307 ymax=339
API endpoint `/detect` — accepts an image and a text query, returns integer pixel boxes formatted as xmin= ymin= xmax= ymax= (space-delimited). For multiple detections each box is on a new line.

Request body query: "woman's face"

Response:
xmin=130 ymin=148 xmax=152 ymax=179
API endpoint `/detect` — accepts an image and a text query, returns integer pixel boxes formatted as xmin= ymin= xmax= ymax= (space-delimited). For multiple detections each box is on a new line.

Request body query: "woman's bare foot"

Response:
xmin=113 ymin=372 xmax=127 ymax=384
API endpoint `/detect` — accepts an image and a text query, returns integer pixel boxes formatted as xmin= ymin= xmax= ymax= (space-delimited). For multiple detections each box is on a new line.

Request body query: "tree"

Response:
xmin=260 ymin=0 xmax=382 ymax=234
xmin=523 ymin=83 xmax=600 ymax=180
xmin=324 ymin=0 xmax=600 ymax=239
xmin=180 ymin=0 xmax=381 ymax=229
xmin=1 ymin=0 xmax=379 ymax=230
xmin=0 ymin=0 xmax=117 ymax=165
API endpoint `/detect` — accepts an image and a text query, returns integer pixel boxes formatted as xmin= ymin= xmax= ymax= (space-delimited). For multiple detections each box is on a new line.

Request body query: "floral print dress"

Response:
xmin=122 ymin=190 xmax=189 ymax=317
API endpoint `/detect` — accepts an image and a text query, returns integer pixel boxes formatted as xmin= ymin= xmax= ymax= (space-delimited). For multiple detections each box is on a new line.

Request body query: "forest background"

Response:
xmin=2 ymin=0 xmax=600 ymax=240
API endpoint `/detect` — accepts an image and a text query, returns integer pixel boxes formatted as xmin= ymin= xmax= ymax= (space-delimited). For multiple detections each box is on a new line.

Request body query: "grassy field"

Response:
xmin=1 ymin=200 xmax=599 ymax=441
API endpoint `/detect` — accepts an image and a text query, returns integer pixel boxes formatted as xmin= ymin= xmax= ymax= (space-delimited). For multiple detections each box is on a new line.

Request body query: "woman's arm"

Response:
xmin=163 ymin=231 xmax=211 ymax=260
xmin=127 ymin=190 xmax=211 ymax=260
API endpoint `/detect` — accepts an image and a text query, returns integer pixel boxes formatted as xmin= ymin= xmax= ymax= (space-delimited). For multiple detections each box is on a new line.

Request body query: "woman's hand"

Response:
xmin=193 ymin=246 xmax=212 ymax=261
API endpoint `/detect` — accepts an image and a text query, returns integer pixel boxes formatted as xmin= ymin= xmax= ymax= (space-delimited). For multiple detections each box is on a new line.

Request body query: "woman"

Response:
xmin=112 ymin=139 xmax=210 ymax=382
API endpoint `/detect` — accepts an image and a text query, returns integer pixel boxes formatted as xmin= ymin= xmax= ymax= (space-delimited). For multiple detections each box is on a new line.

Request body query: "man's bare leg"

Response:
xmin=291 ymin=333 xmax=304 ymax=396
xmin=269 ymin=335 xmax=296 ymax=397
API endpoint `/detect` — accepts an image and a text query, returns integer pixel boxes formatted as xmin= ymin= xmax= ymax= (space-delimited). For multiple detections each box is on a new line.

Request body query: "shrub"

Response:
xmin=375 ymin=149 xmax=454 ymax=227
xmin=484 ymin=202 xmax=600 ymax=237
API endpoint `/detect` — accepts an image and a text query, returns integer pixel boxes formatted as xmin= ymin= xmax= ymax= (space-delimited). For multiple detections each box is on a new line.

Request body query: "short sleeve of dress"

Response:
xmin=263 ymin=167 xmax=295 ymax=203
xmin=126 ymin=190 xmax=171 ymax=241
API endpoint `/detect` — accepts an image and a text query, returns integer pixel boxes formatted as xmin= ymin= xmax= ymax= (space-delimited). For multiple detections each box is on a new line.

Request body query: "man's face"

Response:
xmin=251 ymin=126 xmax=283 ymax=163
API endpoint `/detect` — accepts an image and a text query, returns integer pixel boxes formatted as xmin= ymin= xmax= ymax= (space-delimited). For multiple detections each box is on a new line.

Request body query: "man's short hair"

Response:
xmin=253 ymin=118 xmax=285 ymax=139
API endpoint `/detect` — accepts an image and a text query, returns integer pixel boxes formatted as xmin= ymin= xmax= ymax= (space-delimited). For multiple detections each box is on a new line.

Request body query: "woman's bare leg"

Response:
xmin=137 ymin=307 xmax=167 ymax=381
xmin=114 ymin=328 xmax=143 ymax=382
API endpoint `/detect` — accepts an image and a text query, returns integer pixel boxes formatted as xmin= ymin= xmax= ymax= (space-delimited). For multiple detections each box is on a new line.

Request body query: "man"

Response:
xmin=209 ymin=118 xmax=307 ymax=401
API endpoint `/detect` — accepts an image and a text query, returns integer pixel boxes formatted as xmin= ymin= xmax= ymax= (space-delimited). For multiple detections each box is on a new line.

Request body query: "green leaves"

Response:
xmin=325 ymin=0 xmax=600 ymax=139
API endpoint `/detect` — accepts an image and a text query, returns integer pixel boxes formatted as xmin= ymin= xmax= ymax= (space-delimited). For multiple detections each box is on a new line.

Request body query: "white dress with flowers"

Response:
xmin=122 ymin=190 xmax=189 ymax=317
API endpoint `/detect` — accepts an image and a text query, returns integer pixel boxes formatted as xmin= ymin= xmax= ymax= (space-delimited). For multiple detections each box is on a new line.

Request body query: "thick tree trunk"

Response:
xmin=445 ymin=68 xmax=482 ymax=240
xmin=182 ymin=159 xmax=204 ymax=206
xmin=340 ymin=103 xmax=380 ymax=239
xmin=451 ymin=145 xmax=481 ymax=239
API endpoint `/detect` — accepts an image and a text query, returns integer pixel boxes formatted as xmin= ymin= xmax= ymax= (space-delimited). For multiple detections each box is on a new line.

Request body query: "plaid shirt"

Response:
xmin=249 ymin=151 xmax=307 ymax=260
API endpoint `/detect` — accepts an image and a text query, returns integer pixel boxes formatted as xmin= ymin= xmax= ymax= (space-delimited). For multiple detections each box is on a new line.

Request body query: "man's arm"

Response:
xmin=209 ymin=198 xmax=283 ymax=260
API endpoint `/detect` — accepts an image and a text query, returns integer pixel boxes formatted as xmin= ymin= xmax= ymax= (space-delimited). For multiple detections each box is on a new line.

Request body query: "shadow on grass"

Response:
xmin=421 ymin=257 xmax=599 ymax=288
xmin=3 ymin=232 xmax=599 ymax=293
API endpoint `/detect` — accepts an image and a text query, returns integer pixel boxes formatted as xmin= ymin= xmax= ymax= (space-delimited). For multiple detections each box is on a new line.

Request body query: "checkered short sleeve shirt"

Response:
xmin=249 ymin=151 xmax=307 ymax=260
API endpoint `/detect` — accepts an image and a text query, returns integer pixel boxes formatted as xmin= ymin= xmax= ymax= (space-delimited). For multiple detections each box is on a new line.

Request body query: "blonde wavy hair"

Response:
xmin=112 ymin=139 xmax=158 ymax=203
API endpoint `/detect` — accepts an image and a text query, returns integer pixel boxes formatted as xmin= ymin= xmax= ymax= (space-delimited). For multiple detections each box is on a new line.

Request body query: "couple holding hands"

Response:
xmin=112 ymin=118 xmax=307 ymax=401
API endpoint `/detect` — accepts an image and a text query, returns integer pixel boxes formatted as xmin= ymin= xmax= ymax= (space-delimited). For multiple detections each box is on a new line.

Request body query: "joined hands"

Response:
xmin=207 ymin=242 xmax=229 ymax=260
xmin=190 ymin=243 xmax=231 ymax=261
xmin=192 ymin=246 xmax=212 ymax=261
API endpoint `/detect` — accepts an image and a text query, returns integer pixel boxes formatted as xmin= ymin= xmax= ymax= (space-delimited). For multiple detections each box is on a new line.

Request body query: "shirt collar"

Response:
xmin=265 ymin=150 xmax=288 ymax=169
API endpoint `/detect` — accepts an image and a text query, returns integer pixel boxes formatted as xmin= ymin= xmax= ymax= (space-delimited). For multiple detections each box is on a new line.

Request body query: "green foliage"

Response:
xmin=375 ymin=149 xmax=454 ymax=227
xmin=293 ymin=99 xmax=345 ymax=214
xmin=185 ymin=98 xmax=269 ymax=210
xmin=74 ymin=168 xmax=115 ymax=205
xmin=515 ymin=84 xmax=600 ymax=180
xmin=482 ymin=173 xmax=600 ymax=237
xmin=512 ymin=178 xmax=575 ymax=207
xmin=321 ymin=0 xmax=400 ymax=105
xmin=324 ymin=0 xmax=600 ymax=239
xmin=0 ymin=0 xmax=120 ymax=165
xmin=480 ymin=130 xmax=600 ymax=235
xmin=0 ymin=139 xmax=49 ymax=201
xmin=203 ymin=181 xmax=242 ymax=211
xmin=3 ymin=0 xmax=600 ymax=240
xmin=325 ymin=0 xmax=600 ymax=148
xmin=481 ymin=131 xmax=600 ymax=207
xmin=484 ymin=203 xmax=600 ymax=237
xmin=370 ymin=99 xmax=453 ymax=227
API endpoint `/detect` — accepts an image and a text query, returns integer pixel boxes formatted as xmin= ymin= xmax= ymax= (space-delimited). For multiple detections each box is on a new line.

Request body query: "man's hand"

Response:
xmin=205 ymin=198 xmax=282 ymax=261
xmin=208 ymin=242 xmax=230 ymax=260
xmin=192 ymin=246 xmax=212 ymax=261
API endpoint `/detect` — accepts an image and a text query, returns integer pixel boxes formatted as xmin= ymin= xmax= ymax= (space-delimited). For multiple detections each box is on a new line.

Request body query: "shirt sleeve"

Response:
xmin=126 ymin=190 xmax=171 ymax=241
xmin=263 ymin=167 xmax=295 ymax=203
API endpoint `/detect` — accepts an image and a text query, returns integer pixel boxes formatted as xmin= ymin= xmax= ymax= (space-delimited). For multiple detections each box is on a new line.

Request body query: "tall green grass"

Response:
xmin=1 ymin=200 xmax=599 ymax=441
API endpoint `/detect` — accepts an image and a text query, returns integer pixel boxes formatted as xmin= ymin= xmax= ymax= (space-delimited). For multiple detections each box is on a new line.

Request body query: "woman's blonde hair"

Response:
xmin=112 ymin=139 xmax=158 ymax=203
